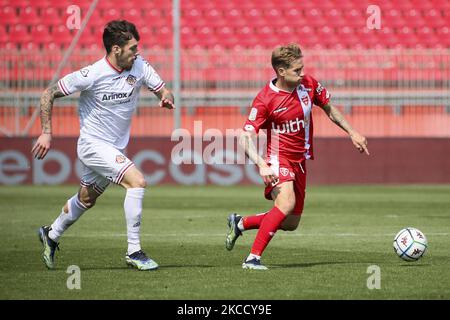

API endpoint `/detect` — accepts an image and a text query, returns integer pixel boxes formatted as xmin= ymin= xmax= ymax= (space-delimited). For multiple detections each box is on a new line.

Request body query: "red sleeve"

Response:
xmin=311 ymin=76 xmax=331 ymax=107
xmin=243 ymin=96 xmax=269 ymax=134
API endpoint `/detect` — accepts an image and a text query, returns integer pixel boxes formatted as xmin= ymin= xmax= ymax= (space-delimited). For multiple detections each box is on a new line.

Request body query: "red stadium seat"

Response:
xmin=84 ymin=10 xmax=107 ymax=29
xmin=198 ymin=34 xmax=221 ymax=49
xmin=41 ymin=7 xmax=63 ymax=26
xmin=410 ymin=0 xmax=434 ymax=10
xmin=51 ymin=24 xmax=73 ymax=48
xmin=264 ymin=8 xmax=283 ymax=20
xmin=223 ymin=8 xmax=243 ymax=20
xmin=323 ymin=8 xmax=343 ymax=20
xmin=102 ymin=8 xmax=121 ymax=22
xmin=224 ymin=18 xmax=247 ymax=28
xmin=257 ymin=25 xmax=276 ymax=38
xmin=217 ymin=35 xmax=240 ymax=49
xmin=19 ymin=6 xmax=41 ymax=26
xmin=121 ymin=8 xmax=142 ymax=26
xmin=11 ymin=0 xmax=30 ymax=11
xmin=431 ymin=0 xmax=450 ymax=9
xmin=378 ymin=31 xmax=400 ymax=48
xmin=30 ymin=24 xmax=53 ymax=45
xmin=0 ymin=25 xmax=10 ymax=48
xmin=9 ymin=24 xmax=32 ymax=44
xmin=435 ymin=26 xmax=450 ymax=47
xmin=183 ymin=8 xmax=202 ymax=20
xmin=285 ymin=7 xmax=302 ymax=20
xmin=204 ymin=8 xmax=223 ymax=20
xmin=152 ymin=25 xmax=172 ymax=48
xmin=244 ymin=7 xmax=263 ymax=19
xmin=423 ymin=10 xmax=447 ymax=28
xmin=32 ymin=0 xmax=52 ymax=9
xmin=205 ymin=17 xmax=229 ymax=28
xmin=343 ymin=9 xmax=366 ymax=28
xmin=1 ymin=6 xmax=19 ymax=25
xmin=182 ymin=16 xmax=208 ymax=28
xmin=137 ymin=25 xmax=154 ymax=48
xmin=303 ymin=9 xmax=326 ymax=28
xmin=215 ymin=26 xmax=234 ymax=39
xmin=402 ymin=9 xmax=426 ymax=28
xmin=78 ymin=31 xmax=100 ymax=48
xmin=0 ymin=0 xmax=446 ymax=69
xmin=336 ymin=26 xmax=358 ymax=48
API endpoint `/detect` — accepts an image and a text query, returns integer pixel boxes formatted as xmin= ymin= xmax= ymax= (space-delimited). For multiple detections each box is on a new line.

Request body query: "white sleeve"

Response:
xmin=57 ymin=66 xmax=95 ymax=95
xmin=142 ymin=59 xmax=165 ymax=93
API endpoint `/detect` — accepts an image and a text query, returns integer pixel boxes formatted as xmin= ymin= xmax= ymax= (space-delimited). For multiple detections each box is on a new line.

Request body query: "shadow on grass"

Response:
xmin=269 ymin=261 xmax=349 ymax=269
xmin=399 ymin=263 xmax=431 ymax=267
xmin=160 ymin=264 xmax=216 ymax=269
xmin=75 ymin=266 xmax=132 ymax=271
xmin=79 ymin=264 xmax=217 ymax=271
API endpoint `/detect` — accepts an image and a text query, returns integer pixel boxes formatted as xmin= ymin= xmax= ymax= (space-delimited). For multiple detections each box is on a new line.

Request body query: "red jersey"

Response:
xmin=243 ymin=74 xmax=330 ymax=162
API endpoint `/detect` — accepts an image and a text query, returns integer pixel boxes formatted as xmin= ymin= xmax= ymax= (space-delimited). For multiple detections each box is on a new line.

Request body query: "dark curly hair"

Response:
xmin=103 ymin=20 xmax=140 ymax=54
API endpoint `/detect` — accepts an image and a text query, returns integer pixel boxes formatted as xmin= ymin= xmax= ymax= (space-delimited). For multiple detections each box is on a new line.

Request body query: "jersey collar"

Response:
xmin=104 ymin=56 xmax=123 ymax=73
xmin=269 ymin=77 xmax=293 ymax=93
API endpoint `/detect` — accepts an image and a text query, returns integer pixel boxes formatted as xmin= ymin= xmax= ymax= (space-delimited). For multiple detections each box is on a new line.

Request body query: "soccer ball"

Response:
xmin=393 ymin=227 xmax=428 ymax=261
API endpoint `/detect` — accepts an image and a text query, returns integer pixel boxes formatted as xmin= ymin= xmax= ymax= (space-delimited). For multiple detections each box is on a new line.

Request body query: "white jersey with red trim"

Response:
xmin=58 ymin=55 xmax=165 ymax=149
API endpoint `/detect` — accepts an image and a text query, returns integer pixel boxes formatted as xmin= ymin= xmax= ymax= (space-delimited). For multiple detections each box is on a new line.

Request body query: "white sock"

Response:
xmin=246 ymin=253 xmax=261 ymax=262
xmin=237 ymin=218 xmax=244 ymax=232
xmin=49 ymin=194 xmax=88 ymax=242
xmin=124 ymin=188 xmax=145 ymax=255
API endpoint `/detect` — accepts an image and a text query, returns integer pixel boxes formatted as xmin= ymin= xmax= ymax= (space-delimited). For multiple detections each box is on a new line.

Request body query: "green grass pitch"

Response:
xmin=0 ymin=184 xmax=449 ymax=299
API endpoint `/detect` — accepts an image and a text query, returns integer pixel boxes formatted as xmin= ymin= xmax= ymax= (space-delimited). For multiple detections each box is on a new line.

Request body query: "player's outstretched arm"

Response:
xmin=321 ymin=103 xmax=370 ymax=155
xmin=239 ymin=131 xmax=278 ymax=185
xmin=155 ymin=87 xmax=175 ymax=109
xmin=31 ymin=84 xmax=65 ymax=160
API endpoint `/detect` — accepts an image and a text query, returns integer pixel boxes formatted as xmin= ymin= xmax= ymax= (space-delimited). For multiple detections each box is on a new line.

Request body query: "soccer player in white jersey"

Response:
xmin=32 ymin=20 xmax=175 ymax=271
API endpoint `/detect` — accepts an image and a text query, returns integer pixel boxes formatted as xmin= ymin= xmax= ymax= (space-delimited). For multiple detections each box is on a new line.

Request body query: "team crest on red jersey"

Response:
xmin=280 ymin=168 xmax=290 ymax=176
xmin=126 ymin=75 xmax=137 ymax=86
xmin=115 ymin=155 xmax=126 ymax=164
xmin=301 ymin=95 xmax=309 ymax=106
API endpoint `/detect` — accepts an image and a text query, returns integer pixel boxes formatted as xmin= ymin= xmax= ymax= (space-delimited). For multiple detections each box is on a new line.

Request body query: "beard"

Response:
xmin=116 ymin=52 xmax=134 ymax=70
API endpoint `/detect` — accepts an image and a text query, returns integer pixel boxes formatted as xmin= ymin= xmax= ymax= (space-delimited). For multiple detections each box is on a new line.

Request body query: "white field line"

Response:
xmin=64 ymin=232 xmax=450 ymax=238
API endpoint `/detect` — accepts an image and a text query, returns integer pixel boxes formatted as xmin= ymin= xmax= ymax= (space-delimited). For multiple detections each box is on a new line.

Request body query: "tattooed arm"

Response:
xmin=31 ymin=84 xmax=65 ymax=159
xmin=321 ymin=103 xmax=370 ymax=155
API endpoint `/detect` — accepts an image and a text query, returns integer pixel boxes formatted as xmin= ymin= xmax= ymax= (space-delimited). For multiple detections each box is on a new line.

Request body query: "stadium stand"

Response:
xmin=0 ymin=0 xmax=449 ymax=137
xmin=1 ymin=0 xmax=449 ymax=50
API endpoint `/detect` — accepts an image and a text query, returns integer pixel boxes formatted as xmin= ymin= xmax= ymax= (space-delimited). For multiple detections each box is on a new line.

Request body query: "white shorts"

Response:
xmin=77 ymin=137 xmax=134 ymax=193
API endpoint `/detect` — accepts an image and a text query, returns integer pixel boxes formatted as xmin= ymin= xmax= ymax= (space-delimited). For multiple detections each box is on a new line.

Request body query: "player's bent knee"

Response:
xmin=128 ymin=177 xmax=146 ymax=188
xmin=121 ymin=169 xmax=147 ymax=189
xmin=78 ymin=196 xmax=96 ymax=209
xmin=78 ymin=191 xmax=97 ymax=209
xmin=136 ymin=177 xmax=147 ymax=188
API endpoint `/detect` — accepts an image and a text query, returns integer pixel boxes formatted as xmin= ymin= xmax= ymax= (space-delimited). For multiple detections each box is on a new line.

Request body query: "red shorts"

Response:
xmin=264 ymin=156 xmax=307 ymax=216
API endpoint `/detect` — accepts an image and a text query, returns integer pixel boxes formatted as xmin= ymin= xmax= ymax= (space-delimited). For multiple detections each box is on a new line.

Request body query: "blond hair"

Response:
xmin=271 ymin=43 xmax=303 ymax=72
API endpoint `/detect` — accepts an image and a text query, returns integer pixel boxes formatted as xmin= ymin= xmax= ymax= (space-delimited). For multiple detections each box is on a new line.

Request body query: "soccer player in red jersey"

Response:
xmin=225 ymin=44 xmax=369 ymax=270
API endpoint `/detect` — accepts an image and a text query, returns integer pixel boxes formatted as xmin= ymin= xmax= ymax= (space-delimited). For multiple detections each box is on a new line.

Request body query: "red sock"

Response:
xmin=242 ymin=212 xmax=267 ymax=230
xmin=250 ymin=206 xmax=286 ymax=256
